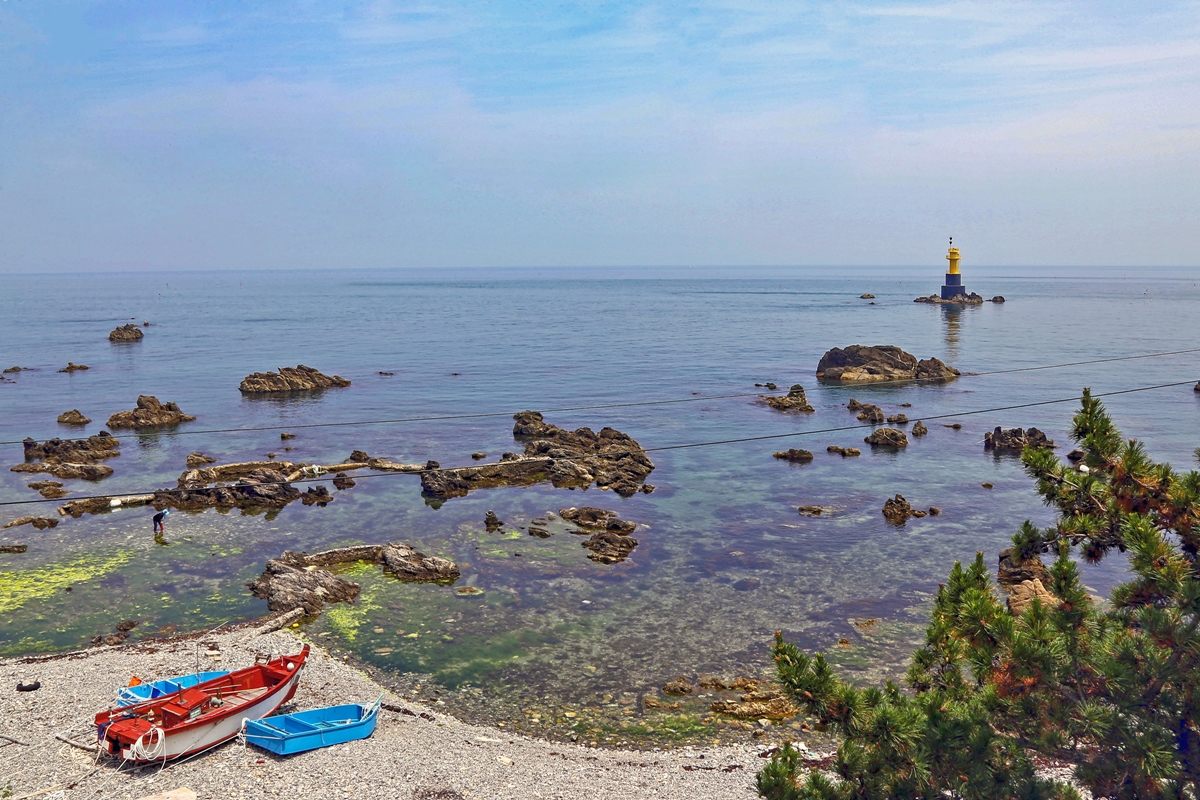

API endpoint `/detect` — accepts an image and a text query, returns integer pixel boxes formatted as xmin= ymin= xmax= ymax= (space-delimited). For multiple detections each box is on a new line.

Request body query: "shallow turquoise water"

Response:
xmin=1 ymin=265 xmax=1198 ymax=713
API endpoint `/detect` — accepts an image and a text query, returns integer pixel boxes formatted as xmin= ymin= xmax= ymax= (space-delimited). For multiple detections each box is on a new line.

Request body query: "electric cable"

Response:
xmin=1 ymin=377 xmax=1195 ymax=509
xmin=2 ymin=346 xmax=1198 ymax=447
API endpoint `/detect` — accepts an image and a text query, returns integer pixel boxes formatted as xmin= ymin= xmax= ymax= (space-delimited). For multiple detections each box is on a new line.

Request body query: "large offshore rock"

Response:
xmin=984 ymin=427 xmax=1055 ymax=451
xmin=763 ymin=384 xmax=814 ymax=413
xmin=57 ymin=410 xmax=91 ymax=425
xmin=108 ymin=324 xmax=144 ymax=342
xmin=421 ymin=411 xmax=654 ymax=500
xmin=817 ymin=345 xmax=959 ymax=383
xmin=107 ymin=396 xmax=195 ymax=429
xmin=22 ymin=432 xmax=119 ymax=463
xmin=239 ymin=365 xmax=351 ymax=394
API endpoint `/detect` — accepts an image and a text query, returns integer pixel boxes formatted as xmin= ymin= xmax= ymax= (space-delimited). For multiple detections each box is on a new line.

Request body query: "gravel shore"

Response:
xmin=0 ymin=624 xmax=768 ymax=799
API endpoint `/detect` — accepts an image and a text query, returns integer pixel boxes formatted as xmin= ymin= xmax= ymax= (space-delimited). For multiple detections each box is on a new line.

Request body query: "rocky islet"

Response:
xmin=816 ymin=345 xmax=959 ymax=383
xmin=239 ymin=364 xmax=351 ymax=393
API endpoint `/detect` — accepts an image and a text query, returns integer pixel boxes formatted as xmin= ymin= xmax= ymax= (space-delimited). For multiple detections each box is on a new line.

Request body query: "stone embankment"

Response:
xmin=239 ymin=364 xmax=351 ymax=393
xmin=421 ymin=412 xmax=654 ymax=500
xmin=817 ymin=345 xmax=959 ymax=383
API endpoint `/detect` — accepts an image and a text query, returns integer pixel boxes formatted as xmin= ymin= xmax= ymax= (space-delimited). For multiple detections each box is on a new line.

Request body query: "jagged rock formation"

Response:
xmin=421 ymin=412 xmax=654 ymax=500
xmin=248 ymin=543 xmax=460 ymax=615
xmin=156 ymin=468 xmax=300 ymax=511
xmin=865 ymin=428 xmax=909 ymax=448
xmin=484 ymin=510 xmax=503 ymax=531
xmin=886 ymin=413 xmax=908 ymax=425
xmin=23 ymin=432 xmax=119 ymax=463
xmin=763 ymin=385 xmax=814 ymax=413
xmin=827 ymin=446 xmax=860 ymax=457
xmin=186 ymin=452 xmax=217 ymax=467
xmin=998 ymin=548 xmax=1052 ymax=588
xmin=817 ymin=345 xmax=959 ymax=383
xmin=581 ymin=529 xmax=639 ymax=564
xmin=107 ymin=396 xmax=195 ymax=429
xmin=914 ymin=292 xmax=985 ymax=305
xmin=984 ymin=427 xmax=1055 ymax=451
xmin=558 ymin=507 xmax=639 ymax=563
xmin=239 ymin=365 xmax=351 ymax=394
xmin=108 ymin=324 xmax=144 ymax=342
xmin=912 ymin=420 xmax=928 ymax=437
xmin=773 ymin=449 xmax=814 ymax=463
xmin=1007 ymin=579 xmax=1059 ymax=615
xmin=57 ymin=410 xmax=90 ymax=425
xmin=856 ymin=405 xmax=884 ymax=423
xmin=58 ymin=363 xmax=89 ymax=373
xmin=2 ymin=516 xmax=58 ymax=530
xmin=882 ymin=494 xmax=927 ymax=523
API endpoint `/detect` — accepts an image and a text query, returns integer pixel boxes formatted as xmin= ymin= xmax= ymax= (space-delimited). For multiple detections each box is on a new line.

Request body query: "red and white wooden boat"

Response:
xmin=95 ymin=646 xmax=309 ymax=763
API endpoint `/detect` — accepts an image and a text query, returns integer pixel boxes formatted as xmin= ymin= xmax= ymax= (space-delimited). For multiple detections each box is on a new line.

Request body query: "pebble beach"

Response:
xmin=0 ymin=621 xmax=774 ymax=800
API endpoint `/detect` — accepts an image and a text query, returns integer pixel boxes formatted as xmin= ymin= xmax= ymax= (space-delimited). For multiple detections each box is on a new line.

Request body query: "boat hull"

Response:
xmin=244 ymin=702 xmax=379 ymax=755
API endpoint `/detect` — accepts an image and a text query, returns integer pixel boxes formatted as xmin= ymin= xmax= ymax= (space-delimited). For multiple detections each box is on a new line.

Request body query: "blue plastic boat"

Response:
xmin=117 ymin=671 xmax=230 ymax=706
xmin=242 ymin=698 xmax=381 ymax=755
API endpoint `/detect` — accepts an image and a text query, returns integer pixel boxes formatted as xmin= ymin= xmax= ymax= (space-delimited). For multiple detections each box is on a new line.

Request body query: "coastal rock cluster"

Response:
xmin=248 ymin=543 xmax=460 ymax=615
xmin=108 ymin=324 xmax=144 ymax=342
xmin=817 ymin=345 xmax=959 ymax=383
xmin=984 ymin=427 xmax=1055 ymax=451
xmin=762 ymin=385 xmax=814 ymax=413
xmin=914 ymin=293 xmax=985 ymax=305
xmin=239 ymin=365 xmax=351 ymax=394
xmin=420 ymin=412 xmax=654 ymax=500
xmin=157 ymin=467 xmax=300 ymax=511
xmin=106 ymin=396 xmax=195 ymax=429
xmin=881 ymin=494 xmax=932 ymax=523
xmin=11 ymin=432 xmax=120 ymax=481
xmin=559 ymin=506 xmax=640 ymax=563
xmin=848 ymin=399 xmax=885 ymax=423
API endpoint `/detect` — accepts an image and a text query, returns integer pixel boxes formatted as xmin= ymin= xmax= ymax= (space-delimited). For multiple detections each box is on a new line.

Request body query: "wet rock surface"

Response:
xmin=881 ymin=494 xmax=927 ymax=524
xmin=27 ymin=480 xmax=68 ymax=499
xmin=156 ymin=467 xmax=301 ymax=511
xmin=22 ymin=432 xmax=119 ymax=463
xmin=0 ymin=544 xmax=27 ymax=554
xmin=301 ymin=485 xmax=333 ymax=506
xmin=772 ymin=449 xmax=814 ymax=463
xmin=581 ymin=529 xmax=639 ymax=564
xmin=864 ymin=428 xmax=908 ymax=448
xmin=380 ymin=543 xmax=461 ymax=582
xmin=107 ymin=396 xmax=196 ymax=429
xmin=56 ymin=410 xmax=91 ymax=425
xmin=185 ymin=451 xmax=217 ymax=467
xmin=58 ymin=362 xmax=88 ymax=373
xmin=997 ymin=548 xmax=1052 ymax=588
xmin=762 ymin=384 xmax=814 ymax=413
xmin=239 ymin=364 xmax=351 ymax=393
xmin=817 ymin=345 xmax=959 ymax=383
xmin=984 ymin=426 xmax=1055 ymax=451
xmin=885 ymin=413 xmax=908 ymax=425
xmin=855 ymin=404 xmax=884 ymax=423
xmin=914 ymin=292 xmax=984 ymax=305
xmin=332 ymin=472 xmax=356 ymax=490
xmin=558 ymin=507 xmax=640 ymax=563
xmin=484 ymin=510 xmax=504 ymax=531
xmin=108 ymin=324 xmax=144 ymax=342
xmin=911 ymin=420 xmax=928 ymax=436
xmin=2 ymin=516 xmax=59 ymax=530
xmin=421 ymin=412 xmax=654 ymax=500
xmin=12 ymin=462 xmax=114 ymax=481
xmin=826 ymin=446 xmax=860 ymax=457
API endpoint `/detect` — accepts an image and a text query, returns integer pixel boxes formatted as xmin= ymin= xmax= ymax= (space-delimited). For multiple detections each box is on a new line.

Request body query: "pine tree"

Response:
xmin=759 ymin=389 xmax=1200 ymax=799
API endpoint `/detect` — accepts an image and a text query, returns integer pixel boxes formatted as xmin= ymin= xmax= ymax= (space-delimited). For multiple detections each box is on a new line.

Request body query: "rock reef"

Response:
xmin=57 ymin=410 xmax=90 ymax=425
xmin=12 ymin=432 xmax=120 ymax=481
xmin=881 ymin=494 xmax=928 ymax=524
xmin=239 ymin=365 xmax=351 ymax=394
xmin=559 ymin=507 xmax=640 ymax=563
xmin=58 ymin=363 xmax=88 ymax=373
xmin=984 ymin=427 xmax=1055 ymax=451
xmin=108 ymin=324 xmax=144 ymax=342
xmin=773 ymin=449 xmax=814 ymax=463
xmin=864 ymin=428 xmax=908 ymax=448
xmin=762 ymin=385 xmax=814 ymax=413
xmin=817 ymin=345 xmax=959 ymax=383
xmin=420 ymin=412 xmax=654 ymax=500
xmin=914 ymin=293 xmax=984 ymax=305
xmin=107 ymin=396 xmax=195 ymax=429
xmin=2 ymin=516 xmax=58 ymax=530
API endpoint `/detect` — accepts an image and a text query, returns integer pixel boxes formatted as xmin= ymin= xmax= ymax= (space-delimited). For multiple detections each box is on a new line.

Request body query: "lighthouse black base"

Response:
xmin=940 ymin=273 xmax=966 ymax=300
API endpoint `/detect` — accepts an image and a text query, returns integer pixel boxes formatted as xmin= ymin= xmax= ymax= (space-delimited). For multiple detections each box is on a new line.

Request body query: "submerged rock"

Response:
xmin=57 ymin=410 xmax=91 ymax=425
xmin=2 ymin=516 xmax=58 ymax=530
xmin=984 ymin=427 xmax=1055 ymax=451
xmin=186 ymin=452 xmax=217 ymax=467
xmin=28 ymin=480 xmax=68 ymax=499
xmin=763 ymin=384 xmax=814 ymax=413
xmin=300 ymin=486 xmax=333 ymax=506
xmin=421 ymin=411 xmax=654 ymax=500
xmin=380 ymin=543 xmax=460 ymax=582
xmin=773 ymin=448 xmax=814 ymax=463
xmin=248 ymin=551 xmax=362 ymax=615
xmin=826 ymin=446 xmax=860 ymax=457
xmin=108 ymin=324 xmax=144 ymax=342
xmin=58 ymin=362 xmax=89 ymax=373
xmin=581 ymin=529 xmax=638 ymax=564
xmin=107 ymin=396 xmax=196 ymax=429
xmin=239 ymin=365 xmax=351 ymax=394
xmin=911 ymin=420 xmax=928 ymax=437
xmin=914 ymin=292 xmax=985 ymax=305
xmin=817 ymin=345 xmax=959 ymax=383
xmin=856 ymin=404 xmax=885 ymax=424
xmin=1007 ymin=579 xmax=1059 ymax=615
xmin=882 ymin=494 xmax=926 ymax=524
xmin=864 ymin=428 xmax=909 ymax=448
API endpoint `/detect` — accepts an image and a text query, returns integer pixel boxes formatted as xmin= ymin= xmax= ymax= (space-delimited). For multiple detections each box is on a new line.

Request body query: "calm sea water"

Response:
xmin=2 ymin=266 xmax=1199 ymax=731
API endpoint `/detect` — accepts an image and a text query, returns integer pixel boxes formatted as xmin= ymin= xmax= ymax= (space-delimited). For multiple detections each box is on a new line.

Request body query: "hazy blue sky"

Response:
xmin=2 ymin=1 xmax=1197 ymax=271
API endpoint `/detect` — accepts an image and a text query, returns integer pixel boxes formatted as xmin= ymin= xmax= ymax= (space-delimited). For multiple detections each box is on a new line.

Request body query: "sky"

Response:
xmin=1 ymin=1 xmax=1198 ymax=271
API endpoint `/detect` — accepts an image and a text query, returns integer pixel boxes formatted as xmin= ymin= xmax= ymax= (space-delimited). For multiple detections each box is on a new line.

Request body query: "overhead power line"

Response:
xmin=2 ymin=346 xmax=1198 ymax=448
xmin=1 ymin=377 xmax=1195 ymax=509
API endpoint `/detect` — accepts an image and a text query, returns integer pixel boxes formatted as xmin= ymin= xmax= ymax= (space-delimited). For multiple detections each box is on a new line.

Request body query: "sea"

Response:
xmin=2 ymin=265 xmax=1198 ymax=740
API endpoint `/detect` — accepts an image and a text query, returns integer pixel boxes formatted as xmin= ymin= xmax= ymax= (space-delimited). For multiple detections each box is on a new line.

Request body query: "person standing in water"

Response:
xmin=153 ymin=508 xmax=168 ymax=534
